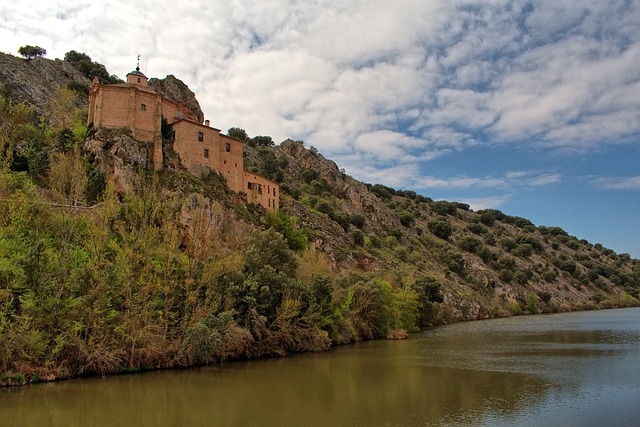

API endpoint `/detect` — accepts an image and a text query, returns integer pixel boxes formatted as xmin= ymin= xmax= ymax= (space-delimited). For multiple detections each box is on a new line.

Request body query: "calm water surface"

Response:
xmin=2 ymin=308 xmax=639 ymax=426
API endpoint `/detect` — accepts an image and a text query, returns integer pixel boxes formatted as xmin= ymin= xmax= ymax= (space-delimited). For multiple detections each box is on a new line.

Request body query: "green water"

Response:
xmin=2 ymin=308 xmax=639 ymax=426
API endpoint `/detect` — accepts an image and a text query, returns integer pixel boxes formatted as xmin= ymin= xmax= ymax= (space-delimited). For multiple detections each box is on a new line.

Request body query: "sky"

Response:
xmin=1 ymin=0 xmax=639 ymax=258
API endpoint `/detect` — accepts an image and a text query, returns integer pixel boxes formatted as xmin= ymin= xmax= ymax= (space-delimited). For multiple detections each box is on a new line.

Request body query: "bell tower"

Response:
xmin=126 ymin=55 xmax=148 ymax=86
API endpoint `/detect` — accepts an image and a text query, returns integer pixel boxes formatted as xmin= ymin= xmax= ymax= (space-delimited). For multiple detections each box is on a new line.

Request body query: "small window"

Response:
xmin=248 ymin=182 xmax=253 ymax=190
xmin=204 ymin=148 xmax=209 ymax=158
xmin=140 ymin=104 xmax=146 ymax=111
xmin=137 ymin=77 xmax=141 ymax=83
xmin=225 ymin=143 xmax=231 ymax=152
xmin=258 ymin=185 xmax=262 ymax=195
xmin=198 ymin=132 xmax=204 ymax=142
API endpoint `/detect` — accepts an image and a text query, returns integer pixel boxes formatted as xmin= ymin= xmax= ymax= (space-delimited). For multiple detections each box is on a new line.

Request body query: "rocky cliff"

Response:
xmin=0 ymin=51 xmax=90 ymax=114
xmin=149 ymin=75 xmax=204 ymax=123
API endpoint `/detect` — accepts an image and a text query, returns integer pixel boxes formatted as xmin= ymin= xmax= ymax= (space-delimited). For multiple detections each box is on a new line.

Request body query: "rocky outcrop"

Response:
xmin=84 ymin=128 xmax=152 ymax=193
xmin=278 ymin=139 xmax=382 ymax=216
xmin=149 ymin=75 xmax=204 ymax=123
xmin=0 ymin=51 xmax=90 ymax=115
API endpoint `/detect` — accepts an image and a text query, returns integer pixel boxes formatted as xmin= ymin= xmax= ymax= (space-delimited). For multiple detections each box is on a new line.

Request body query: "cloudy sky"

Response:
xmin=1 ymin=0 xmax=639 ymax=257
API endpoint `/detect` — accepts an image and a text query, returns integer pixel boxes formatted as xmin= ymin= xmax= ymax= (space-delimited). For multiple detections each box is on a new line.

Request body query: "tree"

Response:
xmin=49 ymin=147 xmax=88 ymax=207
xmin=63 ymin=50 xmax=120 ymax=84
xmin=18 ymin=45 xmax=46 ymax=59
xmin=63 ymin=50 xmax=91 ymax=63
xmin=48 ymin=86 xmax=82 ymax=132
xmin=227 ymin=127 xmax=248 ymax=141
xmin=250 ymin=135 xmax=274 ymax=147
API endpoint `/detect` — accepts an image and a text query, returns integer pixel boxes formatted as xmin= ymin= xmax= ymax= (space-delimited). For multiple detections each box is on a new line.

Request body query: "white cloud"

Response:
xmin=462 ymin=195 xmax=511 ymax=211
xmin=592 ymin=176 xmax=640 ymax=190
xmin=0 ymin=0 xmax=637 ymax=202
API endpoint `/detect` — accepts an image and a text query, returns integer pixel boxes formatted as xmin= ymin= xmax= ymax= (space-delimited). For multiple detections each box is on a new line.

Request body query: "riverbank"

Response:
xmin=3 ymin=302 xmax=637 ymax=388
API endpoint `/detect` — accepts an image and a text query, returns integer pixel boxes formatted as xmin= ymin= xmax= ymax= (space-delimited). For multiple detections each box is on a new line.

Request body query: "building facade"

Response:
xmin=88 ymin=66 xmax=279 ymax=210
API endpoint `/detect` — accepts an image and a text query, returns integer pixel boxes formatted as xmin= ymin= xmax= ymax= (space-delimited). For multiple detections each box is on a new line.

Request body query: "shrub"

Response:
xmin=427 ymin=220 xmax=452 ymax=240
xmin=477 ymin=209 xmax=505 ymax=226
xmin=501 ymin=238 xmax=517 ymax=251
xmin=512 ymin=243 xmax=533 ymax=258
xmin=430 ymin=201 xmax=457 ymax=216
xmin=511 ymin=302 xmax=522 ymax=315
xmin=397 ymin=210 xmax=415 ymax=227
xmin=458 ymin=236 xmax=483 ymax=253
xmin=350 ymin=214 xmax=366 ymax=229
xmin=352 ymin=230 xmax=364 ymax=246
xmin=370 ymin=184 xmax=394 ymax=200
xmin=316 ymin=201 xmax=334 ymax=217
xmin=527 ymin=292 xmax=539 ymax=313
xmin=467 ymin=223 xmax=488 ymax=235
xmin=537 ymin=291 xmax=552 ymax=303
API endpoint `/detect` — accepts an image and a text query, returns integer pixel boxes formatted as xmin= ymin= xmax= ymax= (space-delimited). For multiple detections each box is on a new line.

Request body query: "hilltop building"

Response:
xmin=88 ymin=65 xmax=279 ymax=211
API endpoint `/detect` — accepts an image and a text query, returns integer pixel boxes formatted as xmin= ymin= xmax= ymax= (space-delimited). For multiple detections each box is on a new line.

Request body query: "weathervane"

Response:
xmin=136 ymin=54 xmax=140 ymax=72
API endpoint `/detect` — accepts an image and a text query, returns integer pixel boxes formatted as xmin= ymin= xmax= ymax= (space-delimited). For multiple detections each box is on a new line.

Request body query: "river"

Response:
xmin=2 ymin=308 xmax=639 ymax=426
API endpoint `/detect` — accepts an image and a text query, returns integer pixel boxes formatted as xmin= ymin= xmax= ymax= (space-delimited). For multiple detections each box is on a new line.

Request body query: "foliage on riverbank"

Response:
xmin=0 ymin=168 xmax=434 ymax=384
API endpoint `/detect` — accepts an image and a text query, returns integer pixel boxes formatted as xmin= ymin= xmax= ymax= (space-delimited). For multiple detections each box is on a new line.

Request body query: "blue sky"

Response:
xmin=1 ymin=0 xmax=639 ymax=257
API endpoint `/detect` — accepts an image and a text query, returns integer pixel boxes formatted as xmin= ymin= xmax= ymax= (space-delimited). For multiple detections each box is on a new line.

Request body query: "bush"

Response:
xmin=501 ymin=238 xmax=517 ymax=251
xmin=430 ymin=201 xmax=457 ymax=216
xmin=352 ymin=230 xmax=364 ymax=246
xmin=458 ymin=236 xmax=483 ymax=253
xmin=265 ymin=211 xmax=307 ymax=251
xmin=527 ymin=292 xmax=539 ymax=314
xmin=512 ymin=243 xmax=533 ymax=258
xmin=86 ymin=167 xmax=106 ymax=204
xmin=537 ymin=291 xmax=552 ymax=303
xmin=350 ymin=214 xmax=366 ymax=229
xmin=397 ymin=210 xmax=415 ymax=227
xmin=316 ymin=201 xmax=334 ymax=217
xmin=427 ymin=220 xmax=452 ymax=240
xmin=370 ymin=184 xmax=394 ymax=200
xmin=477 ymin=209 xmax=505 ymax=225
xmin=66 ymin=80 xmax=89 ymax=95
xmin=467 ymin=223 xmax=488 ymax=235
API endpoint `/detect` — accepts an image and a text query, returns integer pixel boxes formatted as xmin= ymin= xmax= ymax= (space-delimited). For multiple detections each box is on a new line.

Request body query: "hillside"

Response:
xmin=245 ymin=140 xmax=640 ymax=320
xmin=0 ymin=51 xmax=638 ymax=385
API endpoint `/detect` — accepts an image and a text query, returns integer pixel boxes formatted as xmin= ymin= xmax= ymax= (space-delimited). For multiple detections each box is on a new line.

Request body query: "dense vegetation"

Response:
xmin=0 ymin=56 xmax=638 ymax=386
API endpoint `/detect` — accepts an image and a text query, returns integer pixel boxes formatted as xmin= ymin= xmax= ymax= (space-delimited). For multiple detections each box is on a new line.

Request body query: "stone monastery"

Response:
xmin=88 ymin=65 xmax=279 ymax=211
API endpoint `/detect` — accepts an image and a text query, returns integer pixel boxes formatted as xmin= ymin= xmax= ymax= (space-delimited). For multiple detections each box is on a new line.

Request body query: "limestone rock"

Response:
xmin=0 ymin=51 xmax=90 ymax=115
xmin=149 ymin=75 xmax=204 ymax=123
xmin=84 ymin=128 xmax=151 ymax=193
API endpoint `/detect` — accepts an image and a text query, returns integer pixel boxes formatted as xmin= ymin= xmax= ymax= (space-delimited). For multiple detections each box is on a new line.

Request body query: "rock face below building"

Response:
xmin=149 ymin=75 xmax=204 ymax=124
xmin=84 ymin=128 xmax=152 ymax=193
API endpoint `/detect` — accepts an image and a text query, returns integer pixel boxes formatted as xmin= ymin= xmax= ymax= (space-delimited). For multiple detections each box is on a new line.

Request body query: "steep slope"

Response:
xmin=246 ymin=139 xmax=640 ymax=321
xmin=0 ymin=51 xmax=90 ymax=115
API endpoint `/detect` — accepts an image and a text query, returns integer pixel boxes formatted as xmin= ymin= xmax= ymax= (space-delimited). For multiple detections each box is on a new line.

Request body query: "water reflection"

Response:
xmin=1 ymin=308 xmax=639 ymax=426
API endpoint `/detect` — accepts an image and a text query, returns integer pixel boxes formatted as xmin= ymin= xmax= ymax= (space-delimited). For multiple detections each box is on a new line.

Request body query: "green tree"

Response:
xmin=18 ymin=45 xmax=46 ymax=59
xmin=250 ymin=135 xmax=274 ymax=147
xmin=227 ymin=127 xmax=248 ymax=141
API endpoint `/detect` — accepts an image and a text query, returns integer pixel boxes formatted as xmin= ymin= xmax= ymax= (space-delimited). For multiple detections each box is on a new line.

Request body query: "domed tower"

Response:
xmin=126 ymin=56 xmax=148 ymax=86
